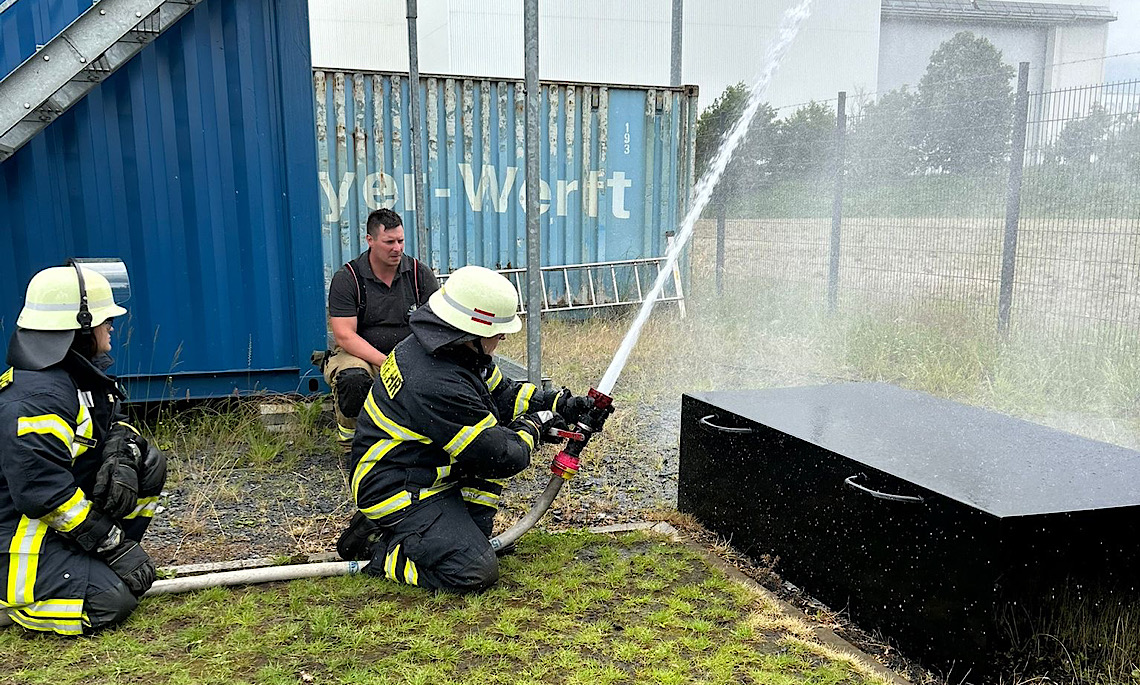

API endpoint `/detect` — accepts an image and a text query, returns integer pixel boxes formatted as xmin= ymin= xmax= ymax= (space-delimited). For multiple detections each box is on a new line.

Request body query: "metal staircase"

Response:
xmin=0 ymin=0 xmax=200 ymax=163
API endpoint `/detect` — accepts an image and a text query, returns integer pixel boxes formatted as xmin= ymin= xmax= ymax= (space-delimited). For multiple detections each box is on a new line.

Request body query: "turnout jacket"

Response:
xmin=350 ymin=309 xmax=564 ymax=526
xmin=0 ymin=352 xmax=150 ymax=634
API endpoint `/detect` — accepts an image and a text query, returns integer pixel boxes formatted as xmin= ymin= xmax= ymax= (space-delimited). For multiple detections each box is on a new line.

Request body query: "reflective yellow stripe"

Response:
xmin=512 ymin=384 xmax=537 ymax=419
xmin=443 ymin=413 xmax=497 ymax=458
xmin=17 ymin=414 xmax=74 ymax=450
xmin=113 ymin=421 xmax=141 ymax=436
xmin=72 ymin=403 xmax=93 ymax=459
xmin=433 ymin=464 xmax=454 ymax=484
xmin=363 ymin=392 xmax=429 ymax=443
xmin=517 ymin=430 xmax=534 ymax=450
xmin=10 ymin=599 xmax=85 ymax=636
xmin=403 ymin=556 xmax=419 ymax=586
xmin=7 ymin=516 xmax=48 ymax=606
xmin=384 ymin=543 xmax=401 ymax=581
xmin=461 ymin=487 xmax=500 ymax=509
xmin=361 ymin=490 xmax=413 ymax=520
xmin=351 ymin=438 xmax=401 ymax=501
xmin=485 ymin=366 xmax=503 ymax=391
xmin=419 ymin=483 xmax=456 ymax=501
xmin=123 ymin=496 xmax=160 ymax=520
xmin=39 ymin=488 xmax=91 ymax=532
xmin=338 ymin=424 xmax=355 ymax=441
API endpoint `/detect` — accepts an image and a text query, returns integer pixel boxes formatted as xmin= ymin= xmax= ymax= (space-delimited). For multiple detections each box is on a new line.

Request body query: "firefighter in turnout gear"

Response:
xmin=335 ymin=265 xmax=594 ymax=592
xmin=0 ymin=264 xmax=166 ymax=634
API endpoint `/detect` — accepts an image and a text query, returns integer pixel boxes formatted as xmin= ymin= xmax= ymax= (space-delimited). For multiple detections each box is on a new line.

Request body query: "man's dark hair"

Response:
xmin=366 ymin=208 xmax=403 ymax=237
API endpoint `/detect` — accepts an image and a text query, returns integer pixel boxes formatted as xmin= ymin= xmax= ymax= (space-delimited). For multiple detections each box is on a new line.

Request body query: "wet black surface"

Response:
xmin=679 ymin=383 xmax=1140 ymax=677
xmin=690 ymin=382 xmax=1140 ymax=517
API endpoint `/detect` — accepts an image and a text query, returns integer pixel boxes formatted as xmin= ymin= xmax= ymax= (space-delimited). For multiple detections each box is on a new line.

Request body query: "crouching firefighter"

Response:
xmin=0 ymin=263 xmax=166 ymax=634
xmin=335 ymin=265 xmax=594 ymax=592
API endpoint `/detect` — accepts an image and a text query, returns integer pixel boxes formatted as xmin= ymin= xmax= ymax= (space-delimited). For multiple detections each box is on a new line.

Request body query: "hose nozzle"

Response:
xmin=550 ymin=388 xmax=614 ymax=480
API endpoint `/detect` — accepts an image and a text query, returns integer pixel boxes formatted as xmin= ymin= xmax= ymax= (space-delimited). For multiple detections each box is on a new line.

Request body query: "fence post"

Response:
xmin=715 ymin=202 xmax=726 ymax=296
xmin=828 ymin=91 xmax=846 ymax=312
xmin=998 ymin=62 xmax=1030 ymax=337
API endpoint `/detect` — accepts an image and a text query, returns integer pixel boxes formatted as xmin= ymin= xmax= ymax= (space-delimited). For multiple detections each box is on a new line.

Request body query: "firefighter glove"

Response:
xmin=92 ymin=453 xmax=139 ymax=519
xmin=96 ymin=526 xmax=156 ymax=597
xmin=555 ymin=388 xmax=594 ymax=424
xmin=106 ymin=422 xmax=148 ymax=465
xmin=510 ymin=410 xmax=566 ymax=444
xmin=138 ymin=444 xmax=167 ymax=497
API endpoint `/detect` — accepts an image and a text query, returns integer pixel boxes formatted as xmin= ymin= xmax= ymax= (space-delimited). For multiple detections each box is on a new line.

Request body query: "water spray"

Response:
xmin=494 ymin=0 xmax=815 ymax=549
xmin=599 ymin=0 xmax=815 ymax=395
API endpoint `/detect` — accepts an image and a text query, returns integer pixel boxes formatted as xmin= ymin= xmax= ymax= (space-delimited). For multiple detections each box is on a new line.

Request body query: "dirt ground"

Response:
xmin=144 ymin=397 xmax=683 ymax=568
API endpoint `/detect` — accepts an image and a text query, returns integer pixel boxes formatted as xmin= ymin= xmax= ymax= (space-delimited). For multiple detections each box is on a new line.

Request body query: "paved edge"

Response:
xmin=586 ymin=521 xmax=911 ymax=685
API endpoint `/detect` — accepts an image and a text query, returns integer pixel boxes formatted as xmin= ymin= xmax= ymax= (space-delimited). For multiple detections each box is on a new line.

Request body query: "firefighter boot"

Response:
xmin=336 ymin=512 xmax=383 ymax=561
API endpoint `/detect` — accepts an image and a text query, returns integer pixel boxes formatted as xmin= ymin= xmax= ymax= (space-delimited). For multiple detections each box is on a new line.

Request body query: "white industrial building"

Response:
xmin=308 ymin=0 xmax=1116 ymax=108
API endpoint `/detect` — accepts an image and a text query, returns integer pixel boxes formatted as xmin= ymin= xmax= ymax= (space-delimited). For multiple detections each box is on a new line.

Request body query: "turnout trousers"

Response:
xmin=364 ymin=490 xmax=498 ymax=593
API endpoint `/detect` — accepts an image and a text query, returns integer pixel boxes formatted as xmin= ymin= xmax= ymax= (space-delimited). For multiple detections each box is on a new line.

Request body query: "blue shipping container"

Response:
xmin=0 ymin=0 xmax=324 ymax=401
xmin=314 ymin=71 xmax=698 ymax=290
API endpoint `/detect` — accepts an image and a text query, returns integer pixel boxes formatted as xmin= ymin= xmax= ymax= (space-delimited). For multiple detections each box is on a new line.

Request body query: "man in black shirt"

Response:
xmin=324 ymin=209 xmax=439 ymax=450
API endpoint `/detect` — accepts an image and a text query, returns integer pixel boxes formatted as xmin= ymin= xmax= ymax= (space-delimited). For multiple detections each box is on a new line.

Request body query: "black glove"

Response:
xmin=510 ymin=410 xmax=567 ymax=445
xmin=106 ymin=422 xmax=149 ymax=463
xmin=554 ymin=388 xmax=594 ymax=424
xmin=64 ymin=511 xmax=156 ymax=596
xmin=92 ymin=453 xmax=139 ymax=519
xmin=138 ymin=444 xmax=167 ymax=497
xmin=96 ymin=527 xmax=156 ymax=597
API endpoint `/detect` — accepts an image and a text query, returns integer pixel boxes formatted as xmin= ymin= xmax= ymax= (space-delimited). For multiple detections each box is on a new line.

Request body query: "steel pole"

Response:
xmin=998 ymin=62 xmax=1030 ymax=337
xmin=670 ymin=0 xmax=683 ymax=87
xmin=406 ymin=0 xmax=429 ymax=265
xmin=828 ymin=91 xmax=846 ymax=312
xmin=524 ymin=0 xmax=542 ymax=385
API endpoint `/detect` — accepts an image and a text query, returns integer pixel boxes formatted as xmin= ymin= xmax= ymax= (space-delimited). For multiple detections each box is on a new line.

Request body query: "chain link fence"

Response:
xmin=692 ymin=70 xmax=1140 ymax=351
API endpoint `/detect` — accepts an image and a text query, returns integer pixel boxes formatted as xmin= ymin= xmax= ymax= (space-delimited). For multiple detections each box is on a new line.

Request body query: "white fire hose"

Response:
xmin=145 ymin=560 xmax=369 ymax=597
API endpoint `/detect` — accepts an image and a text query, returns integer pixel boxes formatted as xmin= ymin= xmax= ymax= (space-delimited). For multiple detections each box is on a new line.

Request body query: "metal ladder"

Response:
xmin=0 ymin=0 xmax=200 ymax=163
xmin=440 ymin=255 xmax=687 ymax=318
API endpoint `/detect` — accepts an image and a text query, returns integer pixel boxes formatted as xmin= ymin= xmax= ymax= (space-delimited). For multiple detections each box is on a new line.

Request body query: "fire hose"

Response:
xmin=490 ymin=387 xmax=614 ymax=553
xmin=142 ymin=388 xmax=614 ymax=597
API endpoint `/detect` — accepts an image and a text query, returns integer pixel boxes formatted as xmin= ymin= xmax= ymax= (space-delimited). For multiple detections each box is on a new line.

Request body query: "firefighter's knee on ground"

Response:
xmin=84 ymin=580 xmax=139 ymax=632
xmin=333 ymin=368 xmax=372 ymax=419
xmin=440 ymin=547 xmax=499 ymax=594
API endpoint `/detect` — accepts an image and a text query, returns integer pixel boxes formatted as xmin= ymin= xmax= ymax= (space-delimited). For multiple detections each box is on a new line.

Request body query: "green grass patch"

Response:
xmin=0 ymin=531 xmax=885 ymax=685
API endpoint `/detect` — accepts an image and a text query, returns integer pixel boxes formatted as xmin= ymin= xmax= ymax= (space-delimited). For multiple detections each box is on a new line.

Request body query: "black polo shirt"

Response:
xmin=328 ymin=251 xmax=440 ymax=354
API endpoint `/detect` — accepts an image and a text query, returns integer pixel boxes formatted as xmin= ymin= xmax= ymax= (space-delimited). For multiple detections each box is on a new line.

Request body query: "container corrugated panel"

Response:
xmin=0 ymin=0 xmax=94 ymax=79
xmin=0 ymin=0 xmax=324 ymax=402
xmin=314 ymin=71 xmax=697 ymax=298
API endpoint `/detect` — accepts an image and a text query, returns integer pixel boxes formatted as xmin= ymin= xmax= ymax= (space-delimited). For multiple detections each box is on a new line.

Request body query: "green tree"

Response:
xmin=694 ymin=83 xmax=777 ymax=208
xmin=1053 ymin=103 xmax=1114 ymax=167
xmin=848 ymin=86 xmax=921 ymax=180
xmin=769 ymin=102 xmax=835 ymax=179
xmin=915 ymin=31 xmax=1015 ymax=173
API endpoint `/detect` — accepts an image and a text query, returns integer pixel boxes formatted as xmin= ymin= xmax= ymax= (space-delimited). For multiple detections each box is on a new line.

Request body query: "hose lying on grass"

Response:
xmin=144 ymin=560 xmax=369 ymax=597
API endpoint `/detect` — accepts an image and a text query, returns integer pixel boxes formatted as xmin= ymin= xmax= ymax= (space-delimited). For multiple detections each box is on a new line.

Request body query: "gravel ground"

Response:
xmin=144 ymin=399 xmax=683 ymax=567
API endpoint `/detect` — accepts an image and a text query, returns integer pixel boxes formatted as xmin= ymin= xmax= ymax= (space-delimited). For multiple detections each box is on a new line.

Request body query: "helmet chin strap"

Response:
xmin=66 ymin=258 xmax=93 ymax=331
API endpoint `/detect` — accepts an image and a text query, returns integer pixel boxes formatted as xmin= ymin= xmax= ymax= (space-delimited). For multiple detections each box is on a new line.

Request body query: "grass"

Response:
xmin=0 ymin=531 xmax=890 ymax=685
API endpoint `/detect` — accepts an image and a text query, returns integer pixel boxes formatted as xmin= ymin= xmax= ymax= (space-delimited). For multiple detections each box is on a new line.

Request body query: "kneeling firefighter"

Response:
xmin=336 ymin=265 xmax=594 ymax=592
xmin=0 ymin=262 xmax=166 ymax=634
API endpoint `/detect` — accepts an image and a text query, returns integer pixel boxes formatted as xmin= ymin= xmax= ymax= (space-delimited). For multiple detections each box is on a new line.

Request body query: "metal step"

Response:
xmin=439 ymin=256 xmax=687 ymax=317
xmin=0 ymin=0 xmax=200 ymax=163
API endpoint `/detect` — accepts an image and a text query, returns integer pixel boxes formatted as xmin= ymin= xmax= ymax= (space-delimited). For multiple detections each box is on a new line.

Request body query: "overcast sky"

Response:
xmin=1106 ymin=0 xmax=1140 ymax=81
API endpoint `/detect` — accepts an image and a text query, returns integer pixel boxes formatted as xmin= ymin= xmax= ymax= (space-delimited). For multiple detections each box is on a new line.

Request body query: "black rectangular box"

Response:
xmin=679 ymin=383 xmax=1140 ymax=672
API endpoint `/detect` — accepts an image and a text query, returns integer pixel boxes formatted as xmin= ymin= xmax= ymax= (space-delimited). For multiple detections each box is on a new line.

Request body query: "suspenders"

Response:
xmin=344 ymin=257 xmax=421 ymax=324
